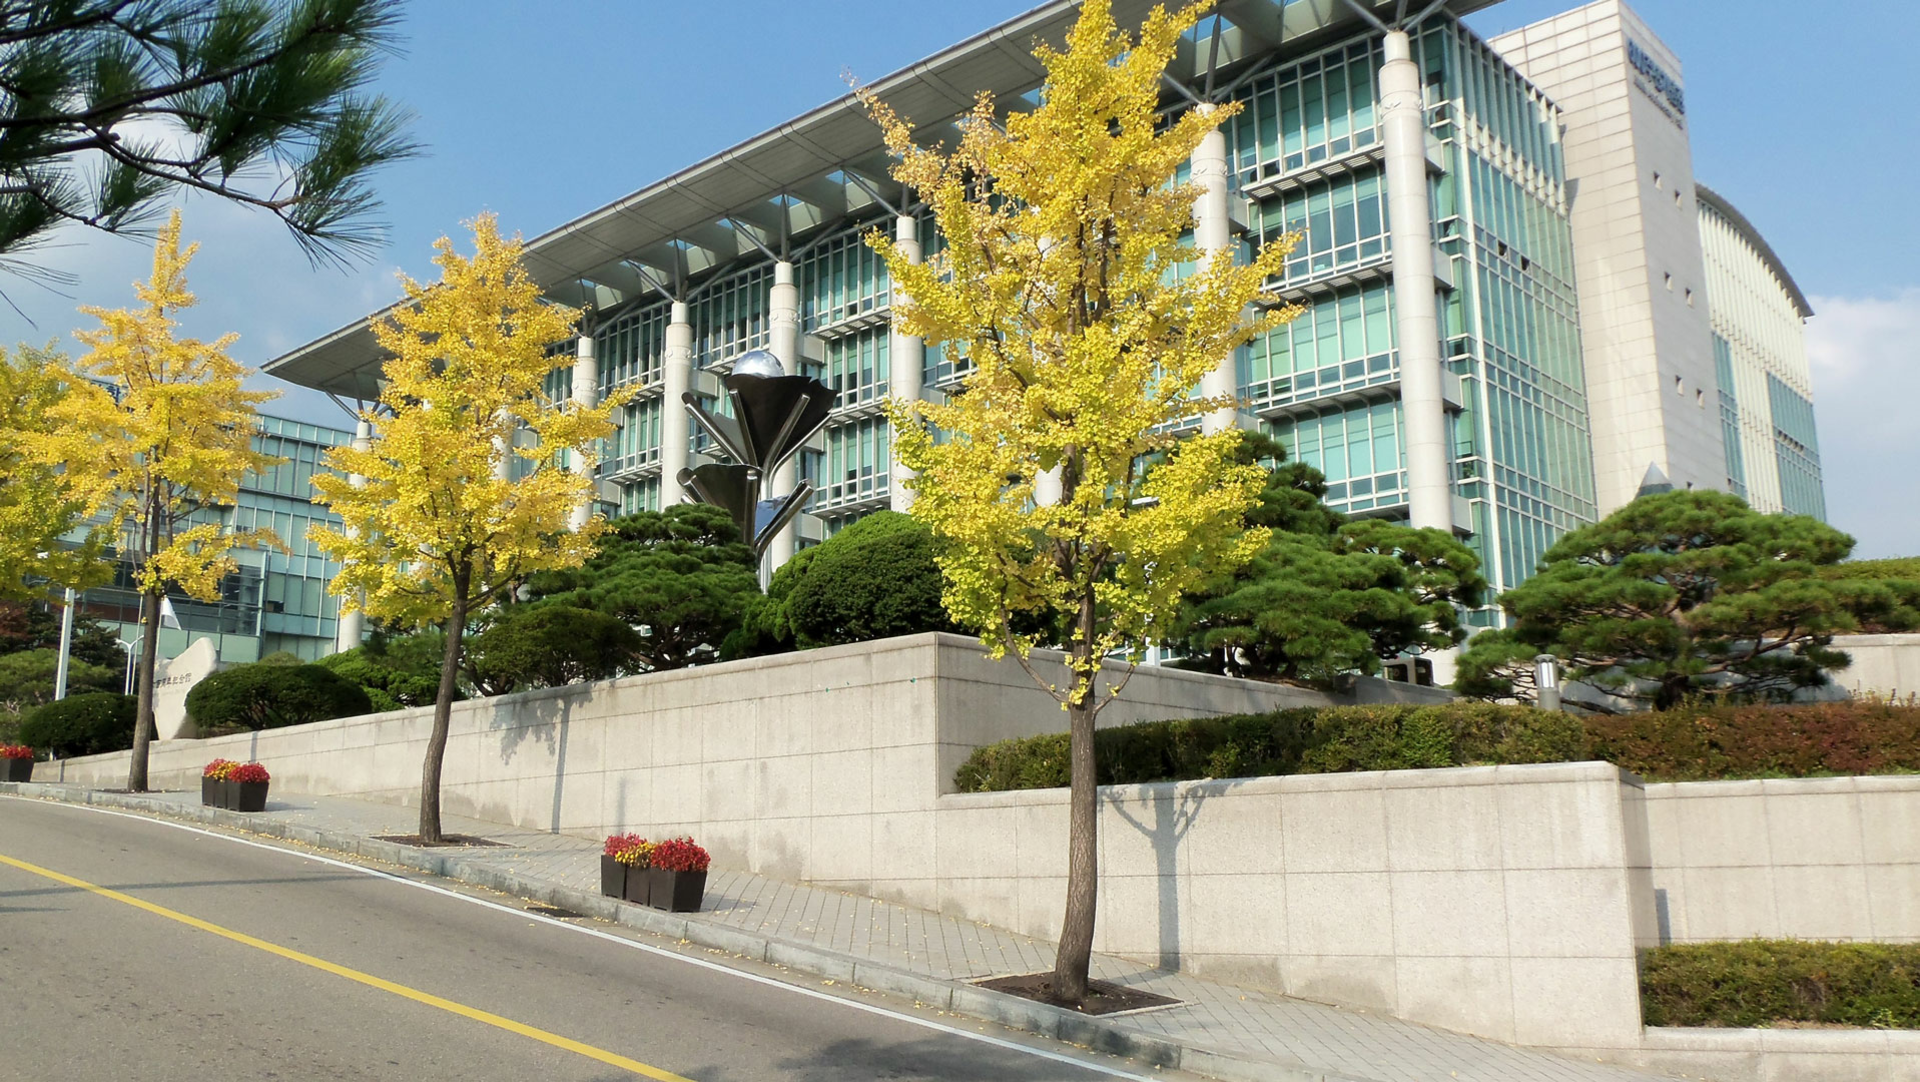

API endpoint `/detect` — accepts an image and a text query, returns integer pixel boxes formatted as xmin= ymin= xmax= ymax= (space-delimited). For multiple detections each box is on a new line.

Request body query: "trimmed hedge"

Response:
xmin=952 ymin=703 xmax=1584 ymax=792
xmin=1641 ymin=940 xmax=1920 ymax=1029
xmin=1586 ymin=699 xmax=1920 ymax=781
xmin=19 ymin=693 xmax=146 ymax=758
xmin=952 ymin=699 xmax=1920 ymax=791
xmin=185 ymin=662 xmax=372 ymax=734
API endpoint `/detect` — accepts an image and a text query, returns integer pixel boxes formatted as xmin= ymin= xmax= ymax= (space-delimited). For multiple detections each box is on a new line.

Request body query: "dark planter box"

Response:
xmin=202 ymin=776 xmax=218 ymax=806
xmin=234 ymin=780 xmax=268 ymax=813
xmin=622 ymin=863 xmax=652 ymax=906
xmin=601 ymin=855 xmax=626 ymax=900
xmin=218 ymin=779 xmax=236 ymax=809
xmin=646 ymin=868 xmax=706 ymax=913
xmin=3 ymin=758 xmax=31 ymax=783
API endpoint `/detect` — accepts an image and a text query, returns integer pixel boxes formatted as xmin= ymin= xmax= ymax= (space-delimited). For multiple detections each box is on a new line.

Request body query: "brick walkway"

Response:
xmin=17 ymin=785 xmax=1676 ymax=1082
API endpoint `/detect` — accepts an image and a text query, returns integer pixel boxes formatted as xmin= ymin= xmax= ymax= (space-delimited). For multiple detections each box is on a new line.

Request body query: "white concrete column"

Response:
xmin=767 ymin=260 xmax=801 ymax=566
xmin=1381 ymin=29 xmax=1452 ymax=533
xmin=568 ymin=331 xmax=598 ymax=530
xmin=1191 ymin=112 xmax=1238 ymax=436
xmin=660 ymin=301 xmax=694 ymax=507
xmin=332 ymin=418 xmax=373 ymax=654
xmin=888 ymin=214 xmax=925 ymax=512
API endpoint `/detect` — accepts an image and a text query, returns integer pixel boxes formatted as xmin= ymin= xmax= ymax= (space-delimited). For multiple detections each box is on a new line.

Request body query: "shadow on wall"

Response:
xmin=1109 ymin=781 xmax=1232 ymax=970
xmin=487 ymin=684 xmax=582 ymax=836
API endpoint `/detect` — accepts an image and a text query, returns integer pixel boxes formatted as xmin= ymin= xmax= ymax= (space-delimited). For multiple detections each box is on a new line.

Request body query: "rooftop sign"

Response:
xmin=1627 ymin=39 xmax=1685 ymax=122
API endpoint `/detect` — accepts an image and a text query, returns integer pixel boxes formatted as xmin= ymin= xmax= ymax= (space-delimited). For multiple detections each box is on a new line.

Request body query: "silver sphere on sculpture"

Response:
xmin=730 ymin=349 xmax=785 ymax=380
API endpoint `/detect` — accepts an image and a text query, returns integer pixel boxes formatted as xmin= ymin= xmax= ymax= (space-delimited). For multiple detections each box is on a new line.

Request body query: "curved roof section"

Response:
xmin=266 ymin=0 xmax=1497 ymax=398
xmin=1696 ymin=183 xmax=1813 ymax=320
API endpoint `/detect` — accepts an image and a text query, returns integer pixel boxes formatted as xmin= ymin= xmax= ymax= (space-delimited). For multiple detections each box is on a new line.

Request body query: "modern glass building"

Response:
xmin=72 ymin=414 xmax=354 ymax=668
xmin=264 ymin=0 xmax=1820 ymax=641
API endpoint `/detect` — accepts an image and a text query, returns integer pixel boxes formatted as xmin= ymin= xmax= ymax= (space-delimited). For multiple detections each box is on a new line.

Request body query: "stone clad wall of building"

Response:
xmin=1492 ymin=0 xmax=1725 ymax=516
xmin=1697 ymin=190 xmax=1824 ymax=518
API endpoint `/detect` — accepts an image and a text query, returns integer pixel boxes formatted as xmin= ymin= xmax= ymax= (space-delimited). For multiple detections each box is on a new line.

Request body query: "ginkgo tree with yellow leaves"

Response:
xmin=863 ymin=0 xmax=1294 ymax=1005
xmin=0 ymin=345 xmax=120 ymax=600
xmin=52 ymin=211 xmax=283 ymax=793
xmin=311 ymin=214 xmax=630 ymax=844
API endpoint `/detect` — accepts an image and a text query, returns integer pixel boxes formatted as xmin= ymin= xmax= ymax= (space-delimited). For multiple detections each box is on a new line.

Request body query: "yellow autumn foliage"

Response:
xmin=0 ymin=345 xmax=120 ymax=596
xmin=51 ymin=210 xmax=283 ymax=604
xmin=864 ymin=0 xmax=1294 ymax=712
xmin=309 ymin=213 xmax=631 ymax=629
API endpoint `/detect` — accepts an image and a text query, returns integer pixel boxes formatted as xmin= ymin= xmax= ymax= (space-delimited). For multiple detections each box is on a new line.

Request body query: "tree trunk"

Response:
xmin=419 ymin=585 xmax=469 ymax=844
xmin=1052 ymin=594 xmax=1101 ymax=1006
xmin=127 ymin=586 xmax=162 ymax=792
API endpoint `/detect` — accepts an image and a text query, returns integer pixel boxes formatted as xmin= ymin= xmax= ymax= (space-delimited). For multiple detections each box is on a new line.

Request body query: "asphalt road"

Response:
xmin=0 ymin=797 xmax=1183 ymax=1082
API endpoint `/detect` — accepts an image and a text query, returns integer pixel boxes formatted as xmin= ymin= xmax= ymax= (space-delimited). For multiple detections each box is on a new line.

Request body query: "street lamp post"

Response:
xmin=52 ymin=587 xmax=76 ymax=701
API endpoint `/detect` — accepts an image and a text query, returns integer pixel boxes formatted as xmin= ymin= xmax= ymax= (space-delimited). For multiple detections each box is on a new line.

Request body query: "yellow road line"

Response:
xmin=0 ymin=851 xmax=692 ymax=1082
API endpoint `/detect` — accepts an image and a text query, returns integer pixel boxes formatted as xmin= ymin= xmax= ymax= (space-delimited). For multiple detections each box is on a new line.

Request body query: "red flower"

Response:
xmin=603 ymin=833 xmax=652 ymax=866
xmin=203 ymin=759 xmax=236 ymax=779
xmin=1 ymin=744 xmax=33 ymax=760
xmin=650 ymin=836 xmax=710 ymax=874
xmin=230 ymin=762 xmax=270 ymax=783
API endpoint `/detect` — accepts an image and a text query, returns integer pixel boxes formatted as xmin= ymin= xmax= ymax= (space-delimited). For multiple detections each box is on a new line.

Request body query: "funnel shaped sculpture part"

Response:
xmin=678 ymin=463 xmax=763 ymax=549
xmin=679 ymin=349 xmax=839 ymax=562
xmin=726 ymin=372 xmax=833 ymax=476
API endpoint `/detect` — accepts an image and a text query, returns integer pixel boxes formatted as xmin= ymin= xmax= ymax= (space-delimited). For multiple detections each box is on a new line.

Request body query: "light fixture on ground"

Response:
xmin=1535 ymin=653 xmax=1562 ymax=712
xmin=677 ymin=349 xmax=838 ymax=577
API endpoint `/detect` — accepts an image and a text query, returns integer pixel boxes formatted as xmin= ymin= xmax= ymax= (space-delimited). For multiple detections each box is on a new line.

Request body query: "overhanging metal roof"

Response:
xmin=266 ymin=0 xmax=1499 ymax=399
xmin=1696 ymin=183 xmax=1813 ymax=320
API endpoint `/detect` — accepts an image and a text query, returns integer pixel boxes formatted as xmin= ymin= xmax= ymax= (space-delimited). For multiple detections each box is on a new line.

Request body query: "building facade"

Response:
xmin=1695 ymin=185 xmax=1824 ymax=517
xmin=74 ymin=415 xmax=354 ymax=669
xmin=266 ymin=0 xmax=1821 ymax=633
xmin=1489 ymin=0 xmax=1823 ymax=519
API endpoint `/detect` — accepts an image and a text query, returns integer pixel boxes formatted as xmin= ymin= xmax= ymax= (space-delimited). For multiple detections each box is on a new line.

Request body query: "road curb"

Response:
xmin=2 ymin=781 xmax=1379 ymax=1082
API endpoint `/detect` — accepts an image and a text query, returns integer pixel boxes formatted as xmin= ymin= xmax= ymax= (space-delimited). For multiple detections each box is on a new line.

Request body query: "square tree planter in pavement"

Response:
xmin=3 ymin=757 xmax=31 ymax=783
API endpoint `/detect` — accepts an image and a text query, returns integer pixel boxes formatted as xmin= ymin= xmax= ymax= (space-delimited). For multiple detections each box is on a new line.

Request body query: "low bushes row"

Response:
xmin=952 ymin=699 xmax=1920 ymax=792
xmin=952 ymin=703 xmax=1584 ymax=792
xmin=1585 ymin=699 xmax=1920 ymax=781
xmin=1641 ymin=940 xmax=1920 ymax=1029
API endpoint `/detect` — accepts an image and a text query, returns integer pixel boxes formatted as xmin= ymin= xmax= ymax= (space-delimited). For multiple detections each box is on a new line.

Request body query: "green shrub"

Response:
xmin=951 ymin=702 xmax=1584 ymax=792
xmin=463 ymin=605 xmax=640 ymax=695
xmin=19 ymin=693 xmax=145 ymax=757
xmin=185 ymin=662 xmax=372 ymax=734
xmin=1641 ymin=940 xmax=1920 ymax=1028
xmin=317 ymin=630 xmax=451 ymax=712
xmin=952 ymin=697 xmax=1920 ymax=792
xmin=783 ymin=512 xmax=963 ymax=648
xmin=1588 ymin=699 xmax=1920 ymax=781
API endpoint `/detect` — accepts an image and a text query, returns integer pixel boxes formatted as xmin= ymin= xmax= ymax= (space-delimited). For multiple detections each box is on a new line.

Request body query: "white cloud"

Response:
xmin=1806 ymin=288 xmax=1920 ymax=559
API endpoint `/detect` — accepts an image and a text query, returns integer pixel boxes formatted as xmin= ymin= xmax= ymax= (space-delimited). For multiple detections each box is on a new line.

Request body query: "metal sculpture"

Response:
xmin=678 ymin=349 xmax=837 ymax=560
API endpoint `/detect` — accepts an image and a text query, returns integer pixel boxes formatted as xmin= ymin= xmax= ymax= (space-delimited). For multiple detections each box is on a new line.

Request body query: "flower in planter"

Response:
xmin=604 ymin=833 xmax=653 ymax=867
xmin=1 ymin=744 xmax=33 ymax=760
xmin=203 ymin=759 xmax=238 ymax=779
xmin=650 ymin=836 xmax=710 ymax=874
xmin=231 ymin=762 xmax=270 ymax=784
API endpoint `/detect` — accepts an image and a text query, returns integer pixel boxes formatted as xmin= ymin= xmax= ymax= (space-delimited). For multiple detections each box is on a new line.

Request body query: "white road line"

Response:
xmin=5 ymin=796 xmax=1168 ymax=1081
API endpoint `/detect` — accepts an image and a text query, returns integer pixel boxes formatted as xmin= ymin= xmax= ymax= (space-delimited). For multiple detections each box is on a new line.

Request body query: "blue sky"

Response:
xmin=4 ymin=0 xmax=1914 ymax=556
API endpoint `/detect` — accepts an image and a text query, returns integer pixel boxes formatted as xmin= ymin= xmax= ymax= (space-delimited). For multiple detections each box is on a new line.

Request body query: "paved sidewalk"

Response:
xmin=3 ymin=782 xmax=1677 ymax=1082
